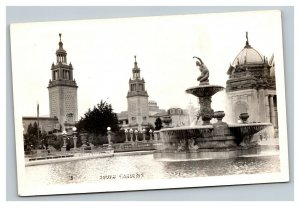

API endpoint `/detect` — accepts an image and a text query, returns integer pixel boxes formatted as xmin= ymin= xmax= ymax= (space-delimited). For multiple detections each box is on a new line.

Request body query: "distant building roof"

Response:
xmin=22 ymin=116 xmax=58 ymax=120
xmin=118 ymin=111 xmax=128 ymax=120
xmin=150 ymin=111 xmax=169 ymax=117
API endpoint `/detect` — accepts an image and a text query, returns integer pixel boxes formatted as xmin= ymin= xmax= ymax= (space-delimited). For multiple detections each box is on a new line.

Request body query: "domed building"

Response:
xmin=226 ymin=33 xmax=278 ymax=136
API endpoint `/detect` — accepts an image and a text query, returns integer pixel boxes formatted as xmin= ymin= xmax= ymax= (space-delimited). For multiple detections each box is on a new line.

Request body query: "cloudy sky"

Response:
xmin=10 ymin=10 xmax=284 ymax=119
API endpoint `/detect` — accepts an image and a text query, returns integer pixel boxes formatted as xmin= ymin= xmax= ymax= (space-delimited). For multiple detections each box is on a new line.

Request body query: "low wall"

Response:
xmin=113 ymin=141 xmax=157 ymax=152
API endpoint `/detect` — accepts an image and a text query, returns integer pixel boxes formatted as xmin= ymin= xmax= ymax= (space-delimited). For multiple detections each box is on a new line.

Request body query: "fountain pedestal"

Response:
xmin=186 ymin=85 xmax=224 ymax=125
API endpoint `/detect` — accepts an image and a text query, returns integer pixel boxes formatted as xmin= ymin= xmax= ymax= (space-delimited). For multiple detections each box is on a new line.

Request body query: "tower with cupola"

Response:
xmin=127 ymin=56 xmax=149 ymax=131
xmin=48 ymin=34 xmax=78 ymax=130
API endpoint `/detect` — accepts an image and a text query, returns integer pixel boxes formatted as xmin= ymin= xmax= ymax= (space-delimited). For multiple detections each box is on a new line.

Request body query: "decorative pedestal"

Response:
xmin=125 ymin=130 xmax=129 ymax=142
xmin=80 ymin=132 xmax=88 ymax=152
xmin=199 ymin=96 xmax=214 ymax=125
xmin=186 ymin=85 xmax=224 ymax=125
xmin=61 ymin=136 xmax=67 ymax=152
xmin=107 ymin=127 xmax=113 ymax=150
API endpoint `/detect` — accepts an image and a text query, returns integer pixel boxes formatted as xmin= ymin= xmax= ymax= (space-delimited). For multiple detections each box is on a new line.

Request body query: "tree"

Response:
xmin=23 ymin=122 xmax=47 ymax=150
xmin=154 ymin=117 xmax=163 ymax=130
xmin=76 ymin=100 xmax=119 ymax=145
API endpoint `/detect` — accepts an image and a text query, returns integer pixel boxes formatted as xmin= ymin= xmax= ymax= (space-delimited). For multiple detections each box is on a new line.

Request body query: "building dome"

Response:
xmin=232 ymin=32 xmax=264 ymax=66
xmin=232 ymin=47 xmax=264 ymax=66
xmin=226 ymin=32 xmax=276 ymax=92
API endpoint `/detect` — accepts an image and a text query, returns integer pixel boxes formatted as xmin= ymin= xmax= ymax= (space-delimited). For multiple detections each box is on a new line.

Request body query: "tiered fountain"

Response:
xmin=154 ymin=57 xmax=272 ymax=160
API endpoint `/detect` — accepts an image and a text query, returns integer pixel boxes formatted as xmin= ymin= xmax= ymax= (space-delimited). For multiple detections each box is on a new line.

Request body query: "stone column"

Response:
xmin=62 ymin=136 xmax=67 ymax=149
xmin=269 ymin=95 xmax=276 ymax=126
xmin=124 ymin=129 xmax=129 ymax=142
xmin=258 ymin=89 xmax=265 ymax=122
xmin=265 ymin=95 xmax=270 ymax=122
xmin=142 ymin=129 xmax=146 ymax=142
xmin=149 ymin=129 xmax=153 ymax=141
xmin=134 ymin=130 xmax=139 ymax=142
xmin=129 ymin=129 xmax=133 ymax=142
xmin=59 ymin=68 xmax=63 ymax=80
xmin=107 ymin=127 xmax=113 ymax=149
xmin=73 ymin=136 xmax=77 ymax=149
xmin=61 ymin=131 xmax=67 ymax=152
xmin=72 ymin=127 xmax=77 ymax=149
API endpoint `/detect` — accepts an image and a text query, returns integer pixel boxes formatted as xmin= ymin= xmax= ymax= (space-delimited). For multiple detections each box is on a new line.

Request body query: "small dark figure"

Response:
xmin=259 ymin=133 xmax=263 ymax=141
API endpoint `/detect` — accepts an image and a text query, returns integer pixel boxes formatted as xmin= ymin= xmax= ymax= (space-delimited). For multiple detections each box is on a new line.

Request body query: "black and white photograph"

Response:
xmin=10 ymin=10 xmax=289 ymax=196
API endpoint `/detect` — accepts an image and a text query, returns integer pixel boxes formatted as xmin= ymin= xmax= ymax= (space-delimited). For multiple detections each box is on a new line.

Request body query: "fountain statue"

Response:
xmin=193 ymin=56 xmax=209 ymax=85
xmin=154 ymin=57 xmax=272 ymax=160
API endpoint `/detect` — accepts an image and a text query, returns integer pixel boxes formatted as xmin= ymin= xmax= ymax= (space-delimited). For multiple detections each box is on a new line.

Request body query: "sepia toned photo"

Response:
xmin=10 ymin=10 xmax=289 ymax=196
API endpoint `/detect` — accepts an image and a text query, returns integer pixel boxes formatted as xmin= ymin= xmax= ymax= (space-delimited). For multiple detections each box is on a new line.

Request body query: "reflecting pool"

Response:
xmin=24 ymin=147 xmax=280 ymax=189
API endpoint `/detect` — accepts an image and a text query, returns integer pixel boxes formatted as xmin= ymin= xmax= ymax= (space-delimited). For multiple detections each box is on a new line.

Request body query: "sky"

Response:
xmin=10 ymin=10 xmax=284 ymax=119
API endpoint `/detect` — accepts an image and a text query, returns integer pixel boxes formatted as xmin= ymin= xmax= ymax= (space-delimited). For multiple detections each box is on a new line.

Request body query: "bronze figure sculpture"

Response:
xmin=193 ymin=56 xmax=209 ymax=85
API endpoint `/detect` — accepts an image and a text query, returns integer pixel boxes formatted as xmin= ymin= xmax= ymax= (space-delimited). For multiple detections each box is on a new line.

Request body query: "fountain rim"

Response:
xmin=185 ymin=84 xmax=225 ymax=91
xmin=228 ymin=123 xmax=272 ymax=128
xmin=159 ymin=125 xmax=213 ymax=132
xmin=159 ymin=123 xmax=272 ymax=132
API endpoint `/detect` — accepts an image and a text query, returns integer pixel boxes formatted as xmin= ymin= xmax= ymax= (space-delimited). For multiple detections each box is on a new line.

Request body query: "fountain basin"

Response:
xmin=153 ymin=146 xmax=267 ymax=160
xmin=228 ymin=123 xmax=272 ymax=146
xmin=228 ymin=123 xmax=272 ymax=135
xmin=186 ymin=85 xmax=224 ymax=97
xmin=154 ymin=122 xmax=272 ymax=160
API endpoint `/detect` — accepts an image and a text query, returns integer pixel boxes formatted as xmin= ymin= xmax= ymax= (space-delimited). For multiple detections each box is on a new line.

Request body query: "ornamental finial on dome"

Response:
xmin=58 ymin=33 xmax=64 ymax=50
xmin=245 ymin=31 xmax=251 ymax=48
xmin=134 ymin=55 xmax=138 ymax=68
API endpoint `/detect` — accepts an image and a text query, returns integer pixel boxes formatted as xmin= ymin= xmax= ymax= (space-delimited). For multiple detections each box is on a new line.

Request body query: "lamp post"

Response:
xmin=107 ymin=127 xmax=113 ymax=149
xmin=72 ymin=127 xmax=77 ymax=150
xmin=124 ymin=129 xmax=129 ymax=142
xmin=134 ymin=129 xmax=139 ymax=142
xmin=142 ymin=128 xmax=146 ymax=142
xmin=129 ymin=128 xmax=133 ymax=142
xmin=61 ymin=130 xmax=67 ymax=152
xmin=149 ymin=129 xmax=153 ymax=141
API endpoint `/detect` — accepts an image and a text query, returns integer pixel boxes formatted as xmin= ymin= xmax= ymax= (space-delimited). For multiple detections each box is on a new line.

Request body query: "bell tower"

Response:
xmin=127 ymin=56 xmax=149 ymax=131
xmin=48 ymin=34 xmax=78 ymax=129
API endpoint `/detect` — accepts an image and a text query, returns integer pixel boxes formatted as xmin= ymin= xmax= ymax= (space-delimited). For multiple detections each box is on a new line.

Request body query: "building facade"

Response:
xmin=167 ymin=108 xmax=191 ymax=127
xmin=22 ymin=117 xmax=59 ymax=135
xmin=47 ymin=34 xmax=78 ymax=130
xmin=226 ymin=33 xmax=278 ymax=135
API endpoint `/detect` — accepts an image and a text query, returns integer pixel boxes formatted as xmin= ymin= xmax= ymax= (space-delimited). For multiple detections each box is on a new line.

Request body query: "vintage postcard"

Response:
xmin=10 ymin=10 xmax=289 ymax=196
